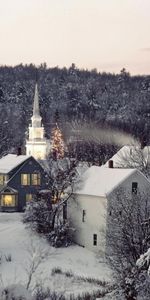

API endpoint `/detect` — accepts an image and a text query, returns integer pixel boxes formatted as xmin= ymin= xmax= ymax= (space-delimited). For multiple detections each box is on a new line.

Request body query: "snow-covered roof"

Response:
xmin=0 ymin=154 xmax=31 ymax=174
xmin=105 ymin=145 xmax=150 ymax=168
xmin=75 ymin=166 xmax=136 ymax=197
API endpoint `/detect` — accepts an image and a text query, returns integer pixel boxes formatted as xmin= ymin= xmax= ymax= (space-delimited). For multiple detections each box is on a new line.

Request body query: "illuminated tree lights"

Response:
xmin=51 ymin=124 xmax=65 ymax=159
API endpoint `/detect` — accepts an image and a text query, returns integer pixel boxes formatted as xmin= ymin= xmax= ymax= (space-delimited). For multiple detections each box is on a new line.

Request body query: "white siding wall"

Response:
xmin=67 ymin=194 xmax=107 ymax=255
xmin=108 ymin=170 xmax=150 ymax=204
xmin=68 ymin=170 xmax=150 ymax=255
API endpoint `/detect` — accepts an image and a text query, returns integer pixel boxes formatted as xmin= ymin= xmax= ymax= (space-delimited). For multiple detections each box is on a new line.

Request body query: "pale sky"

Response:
xmin=0 ymin=0 xmax=150 ymax=74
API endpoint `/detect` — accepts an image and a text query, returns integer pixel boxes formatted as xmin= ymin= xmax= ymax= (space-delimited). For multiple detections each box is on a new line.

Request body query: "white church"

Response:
xmin=26 ymin=84 xmax=49 ymax=160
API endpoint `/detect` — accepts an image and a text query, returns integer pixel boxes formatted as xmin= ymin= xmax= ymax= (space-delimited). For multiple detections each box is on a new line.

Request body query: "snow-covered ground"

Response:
xmin=0 ymin=213 xmax=112 ymax=297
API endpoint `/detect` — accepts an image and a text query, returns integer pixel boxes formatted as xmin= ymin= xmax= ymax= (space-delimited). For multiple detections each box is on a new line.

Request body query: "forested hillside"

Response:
xmin=0 ymin=63 xmax=150 ymax=162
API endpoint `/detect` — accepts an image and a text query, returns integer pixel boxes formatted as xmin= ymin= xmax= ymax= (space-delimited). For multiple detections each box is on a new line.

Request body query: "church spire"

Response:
xmin=33 ymin=83 xmax=40 ymax=117
xmin=26 ymin=82 xmax=48 ymax=160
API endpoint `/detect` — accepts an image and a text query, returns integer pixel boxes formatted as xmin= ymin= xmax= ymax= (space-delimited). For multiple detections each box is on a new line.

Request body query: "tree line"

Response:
xmin=0 ymin=63 xmax=150 ymax=161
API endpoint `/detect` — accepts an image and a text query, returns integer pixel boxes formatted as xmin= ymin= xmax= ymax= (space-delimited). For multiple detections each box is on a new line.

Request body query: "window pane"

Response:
xmin=1 ymin=195 xmax=16 ymax=207
xmin=132 ymin=182 xmax=138 ymax=194
xmin=26 ymin=194 xmax=34 ymax=201
xmin=21 ymin=174 xmax=30 ymax=185
xmin=82 ymin=210 xmax=86 ymax=222
xmin=0 ymin=175 xmax=4 ymax=185
xmin=93 ymin=234 xmax=97 ymax=246
xmin=31 ymin=173 xmax=41 ymax=185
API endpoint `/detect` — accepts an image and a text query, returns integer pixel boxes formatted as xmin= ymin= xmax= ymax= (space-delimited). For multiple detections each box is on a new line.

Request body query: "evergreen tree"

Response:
xmin=51 ymin=123 xmax=65 ymax=159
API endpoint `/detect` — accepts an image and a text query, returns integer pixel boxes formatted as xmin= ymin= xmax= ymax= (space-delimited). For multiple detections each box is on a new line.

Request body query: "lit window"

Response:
xmin=21 ymin=174 xmax=30 ymax=185
xmin=31 ymin=173 xmax=41 ymax=185
xmin=1 ymin=195 xmax=16 ymax=207
xmin=132 ymin=182 xmax=138 ymax=194
xmin=0 ymin=175 xmax=8 ymax=185
xmin=93 ymin=234 xmax=97 ymax=246
xmin=82 ymin=210 xmax=86 ymax=222
xmin=26 ymin=194 xmax=34 ymax=201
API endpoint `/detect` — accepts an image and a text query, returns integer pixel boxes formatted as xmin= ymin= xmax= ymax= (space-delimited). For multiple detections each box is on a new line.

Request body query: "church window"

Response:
xmin=93 ymin=234 xmax=97 ymax=246
xmin=132 ymin=182 xmax=138 ymax=194
xmin=21 ymin=174 xmax=30 ymax=185
xmin=82 ymin=210 xmax=86 ymax=222
xmin=31 ymin=173 xmax=41 ymax=185
xmin=1 ymin=195 xmax=16 ymax=207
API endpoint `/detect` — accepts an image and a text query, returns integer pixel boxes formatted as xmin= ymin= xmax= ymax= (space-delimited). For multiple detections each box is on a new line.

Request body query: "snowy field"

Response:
xmin=0 ymin=213 xmax=112 ymax=297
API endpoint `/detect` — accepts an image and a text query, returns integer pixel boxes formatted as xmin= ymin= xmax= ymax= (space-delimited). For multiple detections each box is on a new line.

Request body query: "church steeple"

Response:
xmin=33 ymin=83 xmax=40 ymax=117
xmin=26 ymin=83 xmax=48 ymax=160
xmin=31 ymin=84 xmax=42 ymax=128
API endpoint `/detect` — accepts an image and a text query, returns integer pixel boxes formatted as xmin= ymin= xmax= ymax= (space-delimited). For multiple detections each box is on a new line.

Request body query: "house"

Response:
xmin=67 ymin=164 xmax=150 ymax=255
xmin=0 ymin=153 xmax=47 ymax=212
xmin=105 ymin=145 xmax=150 ymax=176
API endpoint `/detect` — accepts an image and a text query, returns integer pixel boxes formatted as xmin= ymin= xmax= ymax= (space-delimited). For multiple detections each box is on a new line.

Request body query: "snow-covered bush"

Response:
xmin=46 ymin=221 xmax=73 ymax=247
xmin=23 ymin=198 xmax=73 ymax=247
xmin=23 ymin=198 xmax=52 ymax=234
xmin=0 ymin=284 xmax=33 ymax=300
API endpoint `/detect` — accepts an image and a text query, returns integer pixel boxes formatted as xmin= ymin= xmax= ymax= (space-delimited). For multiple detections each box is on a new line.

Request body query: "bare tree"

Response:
xmin=107 ymin=189 xmax=150 ymax=299
xmin=24 ymin=239 xmax=49 ymax=290
xmin=113 ymin=145 xmax=150 ymax=177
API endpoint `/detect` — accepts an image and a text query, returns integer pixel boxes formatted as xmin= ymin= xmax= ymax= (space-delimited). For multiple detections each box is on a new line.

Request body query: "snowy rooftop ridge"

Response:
xmin=105 ymin=145 xmax=150 ymax=168
xmin=75 ymin=166 xmax=137 ymax=197
xmin=0 ymin=154 xmax=31 ymax=174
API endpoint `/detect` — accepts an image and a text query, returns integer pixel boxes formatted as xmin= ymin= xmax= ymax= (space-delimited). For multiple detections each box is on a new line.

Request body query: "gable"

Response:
xmin=7 ymin=156 xmax=46 ymax=185
xmin=75 ymin=166 xmax=137 ymax=197
xmin=0 ymin=186 xmax=18 ymax=194
xmin=107 ymin=169 xmax=150 ymax=198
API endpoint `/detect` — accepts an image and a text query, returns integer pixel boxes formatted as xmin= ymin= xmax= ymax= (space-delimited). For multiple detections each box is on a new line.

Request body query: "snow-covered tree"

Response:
xmin=112 ymin=145 xmax=150 ymax=178
xmin=107 ymin=189 xmax=150 ymax=299
xmin=24 ymin=156 xmax=77 ymax=247
xmin=51 ymin=123 xmax=65 ymax=159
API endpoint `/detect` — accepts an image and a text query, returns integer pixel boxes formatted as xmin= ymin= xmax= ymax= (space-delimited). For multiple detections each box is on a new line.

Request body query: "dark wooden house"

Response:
xmin=0 ymin=154 xmax=47 ymax=211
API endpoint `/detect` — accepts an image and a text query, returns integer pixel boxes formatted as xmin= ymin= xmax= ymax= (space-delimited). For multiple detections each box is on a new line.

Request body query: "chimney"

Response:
xmin=108 ymin=160 xmax=113 ymax=168
xmin=17 ymin=147 xmax=22 ymax=156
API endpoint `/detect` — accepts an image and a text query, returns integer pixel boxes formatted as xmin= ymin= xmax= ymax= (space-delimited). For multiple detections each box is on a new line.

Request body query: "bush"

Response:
xmin=23 ymin=198 xmax=73 ymax=247
xmin=0 ymin=284 xmax=33 ymax=300
xmin=46 ymin=221 xmax=73 ymax=247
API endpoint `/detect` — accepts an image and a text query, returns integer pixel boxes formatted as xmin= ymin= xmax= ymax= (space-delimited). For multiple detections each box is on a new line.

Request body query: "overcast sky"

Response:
xmin=0 ymin=0 xmax=150 ymax=74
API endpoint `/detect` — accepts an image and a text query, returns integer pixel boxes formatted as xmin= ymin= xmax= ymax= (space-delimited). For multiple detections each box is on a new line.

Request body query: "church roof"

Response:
xmin=75 ymin=166 xmax=138 ymax=197
xmin=0 ymin=154 xmax=30 ymax=174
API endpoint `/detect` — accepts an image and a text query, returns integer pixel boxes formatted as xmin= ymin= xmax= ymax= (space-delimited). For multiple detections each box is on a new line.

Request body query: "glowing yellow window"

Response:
xmin=1 ymin=195 xmax=16 ymax=207
xmin=26 ymin=194 xmax=34 ymax=201
xmin=21 ymin=174 xmax=30 ymax=185
xmin=31 ymin=173 xmax=41 ymax=185
xmin=0 ymin=175 xmax=7 ymax=185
